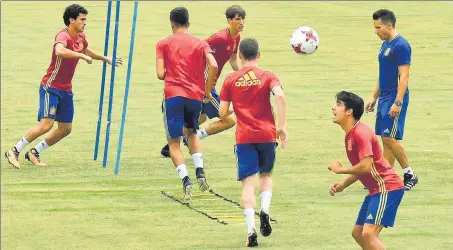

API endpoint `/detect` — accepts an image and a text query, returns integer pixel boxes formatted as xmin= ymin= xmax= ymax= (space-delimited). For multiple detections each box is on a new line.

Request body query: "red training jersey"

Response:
xmin=345 ymin=122 xmax=404 ymax=196
xmin=41 ymin=28 xmax=88 ymax=92
xmin=156 ymin=33 xmax=213 ymax=101
xmin=220 ymin=67 xmax=281 ymax=144
xmin=205 ymin=28 xmax=240 ymax=87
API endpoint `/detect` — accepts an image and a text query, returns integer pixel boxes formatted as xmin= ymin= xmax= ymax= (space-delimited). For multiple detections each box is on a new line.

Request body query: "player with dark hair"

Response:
xmin=160 ymin=5 xmax=246 ymax=157
xmin=156 ymin=6 xmax=218 ymax=199
xmin=366 ymin=9 xmax=418 ymax=190
xmin=220 ymin=38 xmax=287 ymax=247
xmin=5 ymin=4 xmax=122 ymax=168
xmin=329 ymin=91 xmax=405 ymax=250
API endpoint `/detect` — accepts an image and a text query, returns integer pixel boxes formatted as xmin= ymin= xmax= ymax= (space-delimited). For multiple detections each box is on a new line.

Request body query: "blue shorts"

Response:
xmin=201 ymin=89 xmax=220 ymax=119
xmin=375 ymin=94 xmax=409 ymax=140
xmin=235 ymin=142 xmax=276 ymax=181
xmin=356 ymin=189 xmax=404 ymax=228
xmin=38 ymin=85 xmax=74 ymax=123
xmin=162 ymin=96 xmax=202 ymax=139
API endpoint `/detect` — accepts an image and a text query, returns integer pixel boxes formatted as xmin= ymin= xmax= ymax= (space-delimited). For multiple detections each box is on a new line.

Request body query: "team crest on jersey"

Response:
xmin=79 ymin=40 xmax=84 ymax=48
xmin=347 ymin=139 xmax=352 ymax=151
xmin=49 ymin=107 xmax=56 ymax=115
xmin=384 ymin=48 xmax=391 ymax=56
xmin=226 ymin=46 xmax=231 ymax=51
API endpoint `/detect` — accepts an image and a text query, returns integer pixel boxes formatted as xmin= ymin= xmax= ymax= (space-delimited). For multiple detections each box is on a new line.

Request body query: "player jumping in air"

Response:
xmin=5 ymin=4 xmax=122 ymax=168
xmin=365 ymin=9 xmax=418 ymax=190
xmin=219 ymin=38 xmax=287 ymax=247
xmin=161 ymin=5 xmax=246 ymax=157
xmin=329 ymin=91 xmax=405 ymax=250
xmin=156 ymin=7 xmax=218 ymax=199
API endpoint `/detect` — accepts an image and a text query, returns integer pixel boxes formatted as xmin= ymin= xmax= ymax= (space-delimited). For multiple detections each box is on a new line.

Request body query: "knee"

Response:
xmin=382 ymin=137 xmax=397 ymax=147
xmin=352 ymin=228 xmax=363 ymax=241
xmin=39 ymin=121 xmax=54 ymax=133
xmin=63 ymin=126 xmax=72 ymax=136
xmin=361 ymin=230 xmax=376 ymax=241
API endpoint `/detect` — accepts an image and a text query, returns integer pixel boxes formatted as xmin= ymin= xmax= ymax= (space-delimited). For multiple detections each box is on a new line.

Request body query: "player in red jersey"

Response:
xmin=219 ymin=38 xmax=287 ymax=247
xmin=160 ymin=5 xmax=246 ymax=157
xmin=156 ymin=7 xmax=218 ymax=200
xmin=328 ymin=91 xmax=405 ymax=250
xmin=4 ymin=4 xmax=122 ymax=169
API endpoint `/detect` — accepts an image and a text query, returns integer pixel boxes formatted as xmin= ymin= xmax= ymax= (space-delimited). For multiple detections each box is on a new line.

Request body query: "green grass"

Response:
xmin=2 ymin=1 xmax=453 ymax=249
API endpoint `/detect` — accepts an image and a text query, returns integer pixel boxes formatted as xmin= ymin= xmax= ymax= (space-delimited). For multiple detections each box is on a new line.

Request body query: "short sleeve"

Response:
xmin=156 ymin=39 xmax=165 ymax=59
xmin=55 ymin=32 xmax=68 ymax=47
xmin=205 ymin=33 xmax=219 ymax=48
xmin=355 ymin=130 xmax=374 ymax=160
xmin=83 ymin=36 xmax=88 ymax=49
xmin=219 ymin=76 xmax=232 ymax=102
xmin=233 ymin=35 xmax=240 ymax=53
xmin=266 ymin=72 xmax=282 ymax=91
xmin=201 ymin=41 xmax=213 ymax=56
xmin=395 ymin=41 xmax=411 ymax=66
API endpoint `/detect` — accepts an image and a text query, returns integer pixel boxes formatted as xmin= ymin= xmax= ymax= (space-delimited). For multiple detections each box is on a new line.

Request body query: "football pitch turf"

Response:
xmin=1 ymin=1 xmax=453 ymax=249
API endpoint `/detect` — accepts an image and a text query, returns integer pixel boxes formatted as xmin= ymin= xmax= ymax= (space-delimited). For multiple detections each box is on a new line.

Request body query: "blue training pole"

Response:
xmin=114 ymin=1 xmax=138 ymax=175
xmin=103 ymin=0 xmax=121 ymax=168
xmin=94 ymin=0 xmax=112 ymax=160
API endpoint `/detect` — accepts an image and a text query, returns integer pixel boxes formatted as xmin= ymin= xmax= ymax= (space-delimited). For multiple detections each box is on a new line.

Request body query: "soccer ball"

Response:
xmin=290 ymin=26 xmax=320 ymax=55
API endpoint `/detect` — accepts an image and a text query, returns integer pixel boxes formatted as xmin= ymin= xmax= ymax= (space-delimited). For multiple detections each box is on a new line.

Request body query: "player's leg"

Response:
xmin=27 ymin=91 xmax=74 ymax=166
xmin=256 ymin=142 xmax=276 ymax=237
xmin=184 ymin=98 xmax=209 ymax=192
xmin=382 ymin=143 xmax=396 ymax=168
xmin=361 ymin=189 xmax=404 ymax=249
xmin=236 ymin=144 xmax=259 ymax=247
xmin=353 ymin=195 xmax=371 ymax=249
xmin=163 ymin=97 xmax=193 ymax=200
xmin=362 ymin=224 xmax=385 ymax=250
xmin=197 ymin=90 xmax=236 ymax=140
xmin=381 ymin=96 xmax=417 ymax=190
xmin=5 ymin=86 xmax=57 ymax=168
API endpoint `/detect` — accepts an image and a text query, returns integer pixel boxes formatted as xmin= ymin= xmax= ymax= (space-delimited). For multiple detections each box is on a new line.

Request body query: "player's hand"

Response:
xmin=388 ymin=104 xmax=401 ymax=118
xmin=107 ymin=56 xmax=123 ymax=66
xmin=277 ymin=127 xmax=287 ymax=149
xmin=329 ymin=183 xmax=345 ymax=196
xmin=328 ymin=161 xmax=343 ymax=174
xmin=83 ymin=55 xmax=93 ymax=64
xmin=203 ymin=92 xmax=213 ymax=104
xmin=365 ymin=98 xmax=377 ymax=113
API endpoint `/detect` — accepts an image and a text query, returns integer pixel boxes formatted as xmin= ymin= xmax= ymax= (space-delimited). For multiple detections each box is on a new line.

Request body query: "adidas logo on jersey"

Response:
xmin=383 ymin=128 xmax=390 ymax=134
xmin=235 ymin=71 xmax=262 ymax=87
xmin=367 ymin=213 xmax=374 ymax=220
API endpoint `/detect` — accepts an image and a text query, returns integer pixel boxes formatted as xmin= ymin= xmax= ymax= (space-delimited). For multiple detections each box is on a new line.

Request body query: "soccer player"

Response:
xmin=219 ymin=38 xmax=287 ymax=247
xmin=160 ymin=5 xmax=246 ymax=157
xmin=328 ymin=91 xmax=405 ymax=250
xmin=365 ymin=9 xmax=418 ymax=190
xmin=4 ymin=4 xmax=122 ymax=169
xmin=156 ymin=7 xmax=218 ymax=199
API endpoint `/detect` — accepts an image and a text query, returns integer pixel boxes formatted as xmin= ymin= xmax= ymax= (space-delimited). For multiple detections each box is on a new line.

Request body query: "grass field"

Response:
xmin=2 ymin=1 xmax=453 ymax=249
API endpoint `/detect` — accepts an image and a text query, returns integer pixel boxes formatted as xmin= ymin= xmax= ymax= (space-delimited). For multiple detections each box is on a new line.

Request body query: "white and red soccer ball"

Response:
xmin=290 ymin=26 xmax=320 ymax=55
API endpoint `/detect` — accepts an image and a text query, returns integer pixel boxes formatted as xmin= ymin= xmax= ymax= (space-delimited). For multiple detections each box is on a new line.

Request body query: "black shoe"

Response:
xmin=259 ymin=210 xmax=272 ymax=237
xmin=195 ymin=167 xmax=209 ymax=192
xmin=182 ymin=176 xmax=193 ymax=200
xmin=161 ymin=144 xmax=170 ymax=157
xmin=182 ymin=137 xmax=189 ymax=147
xmin=246 ymin=229 xmax=258 ymax=247
xmin=404 ymin=172 xmax=418 ymax=191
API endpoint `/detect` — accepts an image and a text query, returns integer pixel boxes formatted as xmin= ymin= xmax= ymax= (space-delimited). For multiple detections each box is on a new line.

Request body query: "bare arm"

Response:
xmin=219 ymin=100 xmax=231 ymax=120
xmin=229 ymin=52 xmax=241 ymax=71
xmin=396 ymin=65 xmax=410 ymax=102
xmin=156 ymin=59 xmax=165 ymax=80
xmin=272 ymin=86 xmax=286 ymax=131
xmin=55 ymin=43 xmax=90 ymax=62
xmin=336 ymin=157 xmax=373 ymax=174
xmin=84 ymin=47 xmax=123 ymax=66
xmin=342 ymin=174 xmax=359 ymax=188
xmin=371 ymin=79 xmax=380 ymax=99
xmin=205 ymin=53 xmax=218 ymax=95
